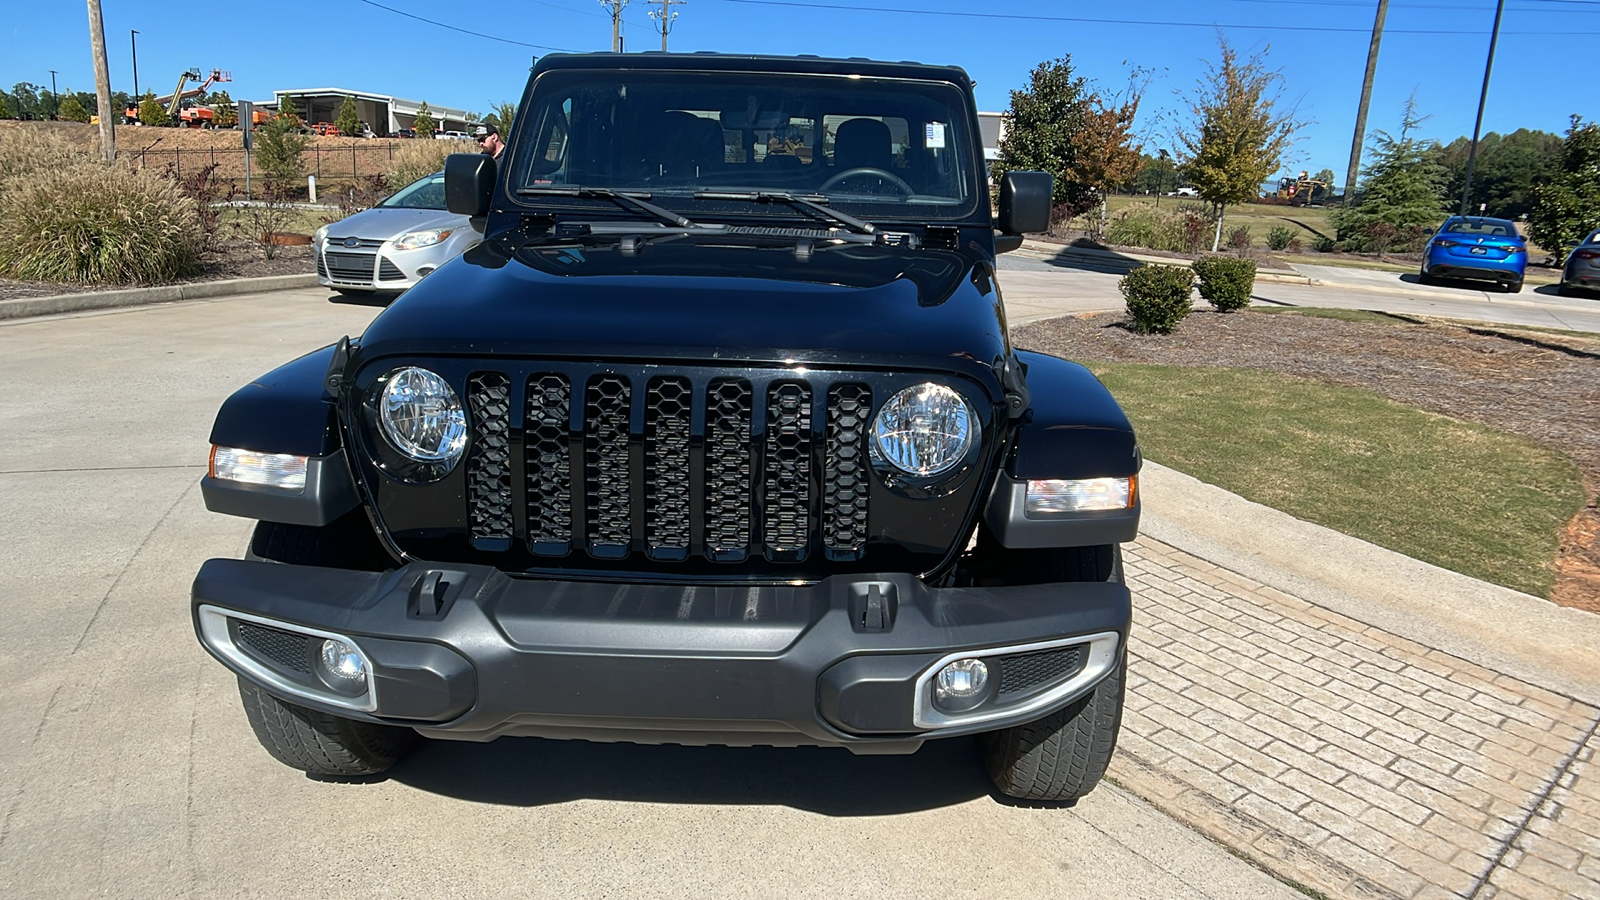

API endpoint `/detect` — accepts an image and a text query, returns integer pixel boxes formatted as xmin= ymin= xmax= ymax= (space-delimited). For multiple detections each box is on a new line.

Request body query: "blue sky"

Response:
xmin=7 ymin=0 xmax=1597 ymax=185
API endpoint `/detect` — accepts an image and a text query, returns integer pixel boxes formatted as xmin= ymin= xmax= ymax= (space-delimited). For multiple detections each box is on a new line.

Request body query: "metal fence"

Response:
xmin=124 ymin=143 xmax=407 ymax=182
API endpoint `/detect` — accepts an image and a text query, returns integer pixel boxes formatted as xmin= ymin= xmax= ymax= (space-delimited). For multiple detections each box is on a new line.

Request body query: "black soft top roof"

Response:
xmin=532 ymin=51 xmax=973 ymax=85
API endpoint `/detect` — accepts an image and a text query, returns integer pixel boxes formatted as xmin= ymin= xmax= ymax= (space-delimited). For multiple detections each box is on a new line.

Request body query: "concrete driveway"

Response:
xmin=0 ymin=290 xmax=1298 ymax=899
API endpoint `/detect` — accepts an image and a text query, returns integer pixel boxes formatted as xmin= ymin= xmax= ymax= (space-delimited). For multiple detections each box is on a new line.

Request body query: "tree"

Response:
xmin=335 ymin=95 xmax=362 ymax=137
xmin=1176 ymin=36 xmax=1305 ymax=250
xmin=211 ymin=91 xmax=237 ymax=129
xmin=256 ymin=95 xmax=311 ymax=186
xmin=1430 ymin=129 xmax=1562 ymax=219
xmin=413 ymin=102 xmax=435 ymax=139
xmin=488 ymin=101 xmax=518 ymax=131
xmin=1333 ymin=97 xmax=1447 ymax=248
xmin=57 ymin=95 xmax=90 ymax=123
xmin=996 ymin=56 xmax=1144 ymax=222
xmin=9 ymin=83 xmax=45 ymax=119
xmin=0 ymin=95 xmax=10 ymax=119
xmin=1312 ymin=168 xmax=1338 ymax=192
xmin=138 ymin=93 xmax=168 ymax=127
xmin=1528 ymin=115 xmax=1600 ymax=260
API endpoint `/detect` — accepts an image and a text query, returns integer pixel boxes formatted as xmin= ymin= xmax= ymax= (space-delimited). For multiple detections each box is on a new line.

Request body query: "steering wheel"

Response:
xmin=820 ymin=166 xmax=915 ymax=196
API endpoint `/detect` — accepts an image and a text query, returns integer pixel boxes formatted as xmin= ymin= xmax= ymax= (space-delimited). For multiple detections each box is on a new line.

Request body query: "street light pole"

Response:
xmin=1459 ymin=0 xmax=1507 ymax=216
xmin=131 ymin=30 xmax=140 ymax=104
xmin=49 ymin=70 xmax=59 ymax=118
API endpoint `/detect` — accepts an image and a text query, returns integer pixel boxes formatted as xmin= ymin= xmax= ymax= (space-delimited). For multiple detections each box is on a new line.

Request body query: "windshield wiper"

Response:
xmin=517 ymin=186 xmax=700 ymax=229
xmin=693 ymin=190 xmax=875 ymax=235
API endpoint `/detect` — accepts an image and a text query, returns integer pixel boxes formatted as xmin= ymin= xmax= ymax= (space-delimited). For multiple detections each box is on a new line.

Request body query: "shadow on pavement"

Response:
xmin=326 ymin=290 xmax=397 ymax=307
xmin=388 ymin=733 xmax=994 ymax=815
xmin=1022 ymin=238 xmax=1144 ymax=275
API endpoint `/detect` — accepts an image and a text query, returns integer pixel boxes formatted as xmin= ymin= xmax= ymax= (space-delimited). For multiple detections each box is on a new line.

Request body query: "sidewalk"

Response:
xmin=1125 ymin=462 xmax=1600 ymax=899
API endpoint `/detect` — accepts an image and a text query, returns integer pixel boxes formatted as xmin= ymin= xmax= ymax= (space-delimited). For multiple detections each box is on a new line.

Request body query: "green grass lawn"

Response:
xmin=1092 ymin=363 xmax=1587 ymax=598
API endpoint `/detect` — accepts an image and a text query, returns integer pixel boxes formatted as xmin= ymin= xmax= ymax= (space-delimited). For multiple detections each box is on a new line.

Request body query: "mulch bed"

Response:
xmin=0 ymin=240 xmax=313 ymax=302
xmin=1014 ymin=308 xmax=1600 ymax=611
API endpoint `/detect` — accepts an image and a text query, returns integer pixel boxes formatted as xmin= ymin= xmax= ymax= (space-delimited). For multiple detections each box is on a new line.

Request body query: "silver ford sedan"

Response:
xmin=314 ymin=171 xmax=483 ymax=296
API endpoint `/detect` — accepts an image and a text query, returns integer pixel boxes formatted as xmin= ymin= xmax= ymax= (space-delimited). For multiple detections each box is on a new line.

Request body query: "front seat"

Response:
xmin=833 ymin=118 xmax=894 ymax=171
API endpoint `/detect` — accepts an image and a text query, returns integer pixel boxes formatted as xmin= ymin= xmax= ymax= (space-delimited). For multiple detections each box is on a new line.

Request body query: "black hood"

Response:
xmin=355 ymin=233 xmax=1011 ymax=395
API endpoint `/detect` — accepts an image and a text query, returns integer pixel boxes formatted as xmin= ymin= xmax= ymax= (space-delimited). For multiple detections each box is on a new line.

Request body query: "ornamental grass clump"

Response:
xmin=390 ymin=139 xmax=454 ymax=189
xmin=1119 ymin=263 xmax=1196 ymax=334
xmin=1192 ymin=256 xmax=1256 ymax=312
xmin=0 ymin=163 xmax=202 ymax=284
xmin=0 ymin=126 xmax=97 ymax=185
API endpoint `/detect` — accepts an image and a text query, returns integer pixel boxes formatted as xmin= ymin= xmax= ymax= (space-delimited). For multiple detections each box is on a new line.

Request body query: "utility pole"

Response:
xmin=1343 ymin=0 xmax=1389 ymax=206
xmin=648 ymin=0 xmax=682 ymax=51
xmin=1460 ymin=0 xmax=1507 ymax=216
xmin=87 ymin=0 xmax=115 ymax=161
xmin=131 ymin=30 xmax=140 ymax=104
xmin=598 ymin=0 xmax=629 ymax=52
xmin=49 ymin=70 xmax=59 ymax=118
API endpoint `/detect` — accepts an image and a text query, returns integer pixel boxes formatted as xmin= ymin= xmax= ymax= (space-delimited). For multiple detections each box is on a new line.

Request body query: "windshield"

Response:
xmin=381 ymin=173 xmax=447 ymax=210
xmin=508 ymin=69 xmax=980 ymax=221
xmin=1445 ymin=218 xmax=1518 ymax=237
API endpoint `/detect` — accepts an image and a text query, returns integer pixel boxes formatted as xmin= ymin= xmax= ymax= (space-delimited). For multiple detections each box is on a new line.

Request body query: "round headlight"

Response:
xmin=872 ymin=383 xmax=975 ymax=477
xmin=378 ymin=367 xmax=467 ymax=463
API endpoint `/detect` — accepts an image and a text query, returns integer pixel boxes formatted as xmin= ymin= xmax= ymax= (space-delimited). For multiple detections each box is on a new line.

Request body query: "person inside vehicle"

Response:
xmin=475 ymin=123 xmax=504 ymax=160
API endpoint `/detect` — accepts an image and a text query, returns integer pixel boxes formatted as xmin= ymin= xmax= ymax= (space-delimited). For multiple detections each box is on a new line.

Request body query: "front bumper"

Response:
xmin=192 ymin=559 xmax=1129 ymax=753
xmin=315 ymin=237 xmax=474 ymax=292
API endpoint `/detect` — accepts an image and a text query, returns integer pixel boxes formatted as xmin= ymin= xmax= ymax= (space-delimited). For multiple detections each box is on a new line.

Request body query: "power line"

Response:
xmin=356 ymin=0 xmax=579 ymax=50
xmin=706 ymin=0 xmax=1600 ymax=34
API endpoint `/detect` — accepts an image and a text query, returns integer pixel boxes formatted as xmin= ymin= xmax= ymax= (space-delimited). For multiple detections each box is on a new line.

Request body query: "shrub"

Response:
xmin=1312 ymin=235 xmax=1336 ymax=253
xmin=390 ymin=139 xmax=454 ymax=188
xmin=0 ymin=127 xmax=96 ymax=184
xmin=0 ymin=162 xmax=201 ymax=283
xmin=1119 ymin=264 xmax=1196 ymax=335
xmin=1287 ymin=236 xmax=1303 ymax=253
xmin=1105 ymin=207 xmax=1164 ymax=249
xmin=255 ymin=103 xmax=311 ymax=186
xmin=138 ymin=96 xmax=167 ymax=127
xmin=413 ymin=102 xmax=436 ymax=139
xmin=169 ymin=161 xmax=234 ymax=253
xmin=1226 ymin=224 xmax=1253 ymax=251
xmin=1192 ymin=256 xmax=1256 ymax=312
xmin=1366 ymin=222 xmax=1399 ymax=258
xmin=1266 ymin=225 xmax=1295 ymax=251
xmin=58 ymin=95 xmax=91 ymax=123
xmin=335 ymin=95 xmax=362 ymax=138
xmin=236 ymin=181 xmax=302 ymax=261
xmin=1174 ymin=203 xmax=1214 ymax=254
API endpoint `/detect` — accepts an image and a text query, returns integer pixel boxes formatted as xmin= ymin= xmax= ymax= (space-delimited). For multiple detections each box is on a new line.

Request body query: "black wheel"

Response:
xmin=1417 ymin=266 xmax=1436 ymax=286
xmin=237 ymin=678 xmax=417 ymax=776
xmin=1505 ymin=278 xmax=1523 ymax=294
xmin=980 ymin=653 xmax=1126 ymax=802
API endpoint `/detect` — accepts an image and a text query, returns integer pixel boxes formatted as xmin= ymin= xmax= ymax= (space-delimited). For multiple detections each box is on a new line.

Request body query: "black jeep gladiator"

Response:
xmin=192 ymin=52 xmax=1140 ymax=802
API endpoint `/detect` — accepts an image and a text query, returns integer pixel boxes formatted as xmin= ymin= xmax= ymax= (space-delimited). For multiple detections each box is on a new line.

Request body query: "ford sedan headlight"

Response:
xmin=378 ymin=367 xmax=467 ymax=463
xmin=392 ymin=229 xmax=452 ymax=251
xmin=872 ymin=383 xmax=975 ymax=477
xmin=314 ymin=224 xmax=328 ymax=244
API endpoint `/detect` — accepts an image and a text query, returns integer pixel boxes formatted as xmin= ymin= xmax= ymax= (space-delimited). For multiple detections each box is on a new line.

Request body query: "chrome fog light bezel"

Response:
xmin=912 ymin=632 xmax=1121 ymax=730
xmin=196 ymin=605 xmax=377 ymax=713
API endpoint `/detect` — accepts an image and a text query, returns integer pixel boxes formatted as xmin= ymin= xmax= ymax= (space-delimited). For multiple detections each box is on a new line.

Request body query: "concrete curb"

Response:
xmin=0 ymin=274 xmax=320 ymax=322
xmin=1018 ymin=239 xmax=1313 ymax=285
xmin=1139 ymin=460 xmax=1600 ymax=705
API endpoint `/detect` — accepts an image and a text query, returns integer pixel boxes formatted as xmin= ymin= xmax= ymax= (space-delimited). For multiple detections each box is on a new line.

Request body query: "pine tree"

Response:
xmin=335 ymin=95 xmax=362 ymax=137
xmin=413 ymin=102 xmax=435 ymax=139
xmin=256 ymin=95 xmax=311 ymax=185
xmin=57 ymin=95 xmax=90 ymax=123
xmin=1333 ymin=97 xmax=1447 ymax=245
xmin=1528 ymin=116 xmax=1600 ymax=258
xmin=138 ymin=93 xmax=168 ymax=127
xmin=211 ymin=91 xmax=237 ymax=129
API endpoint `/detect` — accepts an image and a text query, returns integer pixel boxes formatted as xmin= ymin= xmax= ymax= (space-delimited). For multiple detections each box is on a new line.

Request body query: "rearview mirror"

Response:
xmin=445 ymin=153 xmax=496 ymax=217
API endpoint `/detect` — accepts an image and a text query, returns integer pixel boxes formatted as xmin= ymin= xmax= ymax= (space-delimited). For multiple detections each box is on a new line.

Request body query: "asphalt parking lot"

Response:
xmin=0 ymin=290 xmax=1298 ymax=899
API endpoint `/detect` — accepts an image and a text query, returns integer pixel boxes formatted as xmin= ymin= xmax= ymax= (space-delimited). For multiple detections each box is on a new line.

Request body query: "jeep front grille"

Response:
xmin=463 ymin=369 xmax=873 ymax=564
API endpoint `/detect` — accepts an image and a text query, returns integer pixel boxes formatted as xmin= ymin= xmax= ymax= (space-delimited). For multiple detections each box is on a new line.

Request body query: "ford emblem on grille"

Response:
xmin=342 ymin=237 xmax=361 ymax=248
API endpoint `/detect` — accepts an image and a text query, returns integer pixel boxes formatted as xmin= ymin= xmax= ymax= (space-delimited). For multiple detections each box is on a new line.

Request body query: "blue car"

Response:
xmin=1418 ymin=216 xmax=1528 ymax=293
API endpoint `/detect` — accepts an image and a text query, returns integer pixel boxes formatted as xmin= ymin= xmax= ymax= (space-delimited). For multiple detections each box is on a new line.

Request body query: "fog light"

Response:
xmin=318 ymin=639 xmax=367 ymax=685
xmin=934 ymin=658 xmax=990 ymax=712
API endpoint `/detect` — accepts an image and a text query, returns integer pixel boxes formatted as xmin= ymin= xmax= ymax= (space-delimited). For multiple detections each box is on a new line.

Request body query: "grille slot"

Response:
xmin=323 ymin=251 xmax=376 ymax=283
xmin=824 ymin=384 xmax=871 ymax=555
xmin=466 ymin=373 xmax=513 ymax=546
xmin=377 ymin=257 xmax=406 ymax=281
xmin=584 ymin=375 xmax=632 ymax=556
xmin=315 ymin=253 xmax=328 ymax=277
xmin=705 ymin=379 xmax=754 ymax=560
xmin=236 ymin=621 xmax=311 ymax=674
xmin=525 ymin=374 xmax=573 ymax=553
xmin=645 ymin=377 xmax=692 ymax=557
xmin=764 ymin=383 xmax=813 ymax=556
xmin=998 ymin=646 xmax=1085 ymax=697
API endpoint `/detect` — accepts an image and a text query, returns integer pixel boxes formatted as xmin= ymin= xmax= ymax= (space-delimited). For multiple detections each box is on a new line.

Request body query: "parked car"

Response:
xmin=1418 ymin=216 xmax=1528 ymax=293
xmin=312 ymin=170 xmax=482 ymax=296
xmin=397 ymin=127 xmax=416 ymax=139
xmin=193 ymin=52 xmax=1138 ymax=803
xmin=1168 ymin=186 xmax=1199 ymax=197
xmin=1558 ymin=229 xmax=1600 ymax=296
xmin=435 ymin=130 xmax=471 ymax=141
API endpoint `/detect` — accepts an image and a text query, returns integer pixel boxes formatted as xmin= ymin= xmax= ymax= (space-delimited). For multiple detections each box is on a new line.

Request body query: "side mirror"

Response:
xmin=445 ymin=153 xmax=496 ymax=217
xmin=998 ymin=171 xmax=1053 ymax=236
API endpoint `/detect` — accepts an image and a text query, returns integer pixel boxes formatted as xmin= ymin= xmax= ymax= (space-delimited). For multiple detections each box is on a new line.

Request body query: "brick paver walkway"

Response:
xmin=1112 ymin=536 xmax=1600 ymax=900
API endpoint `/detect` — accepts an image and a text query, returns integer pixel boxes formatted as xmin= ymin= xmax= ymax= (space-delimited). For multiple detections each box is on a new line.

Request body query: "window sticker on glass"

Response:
xmin=925 ymin=122 xmax=946 ymax=149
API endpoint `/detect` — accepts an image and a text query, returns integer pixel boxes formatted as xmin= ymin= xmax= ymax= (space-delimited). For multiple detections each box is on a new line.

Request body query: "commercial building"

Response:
xmin=257 ymin=88 xmax=473 ymax=137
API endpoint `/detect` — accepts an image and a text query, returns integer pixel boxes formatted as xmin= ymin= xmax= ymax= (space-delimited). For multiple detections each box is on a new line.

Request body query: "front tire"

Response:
xmin=238 ymin=678 xmax=417 ymax=776
xmin=980 ymin=654 xmax=1126 ymax=802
